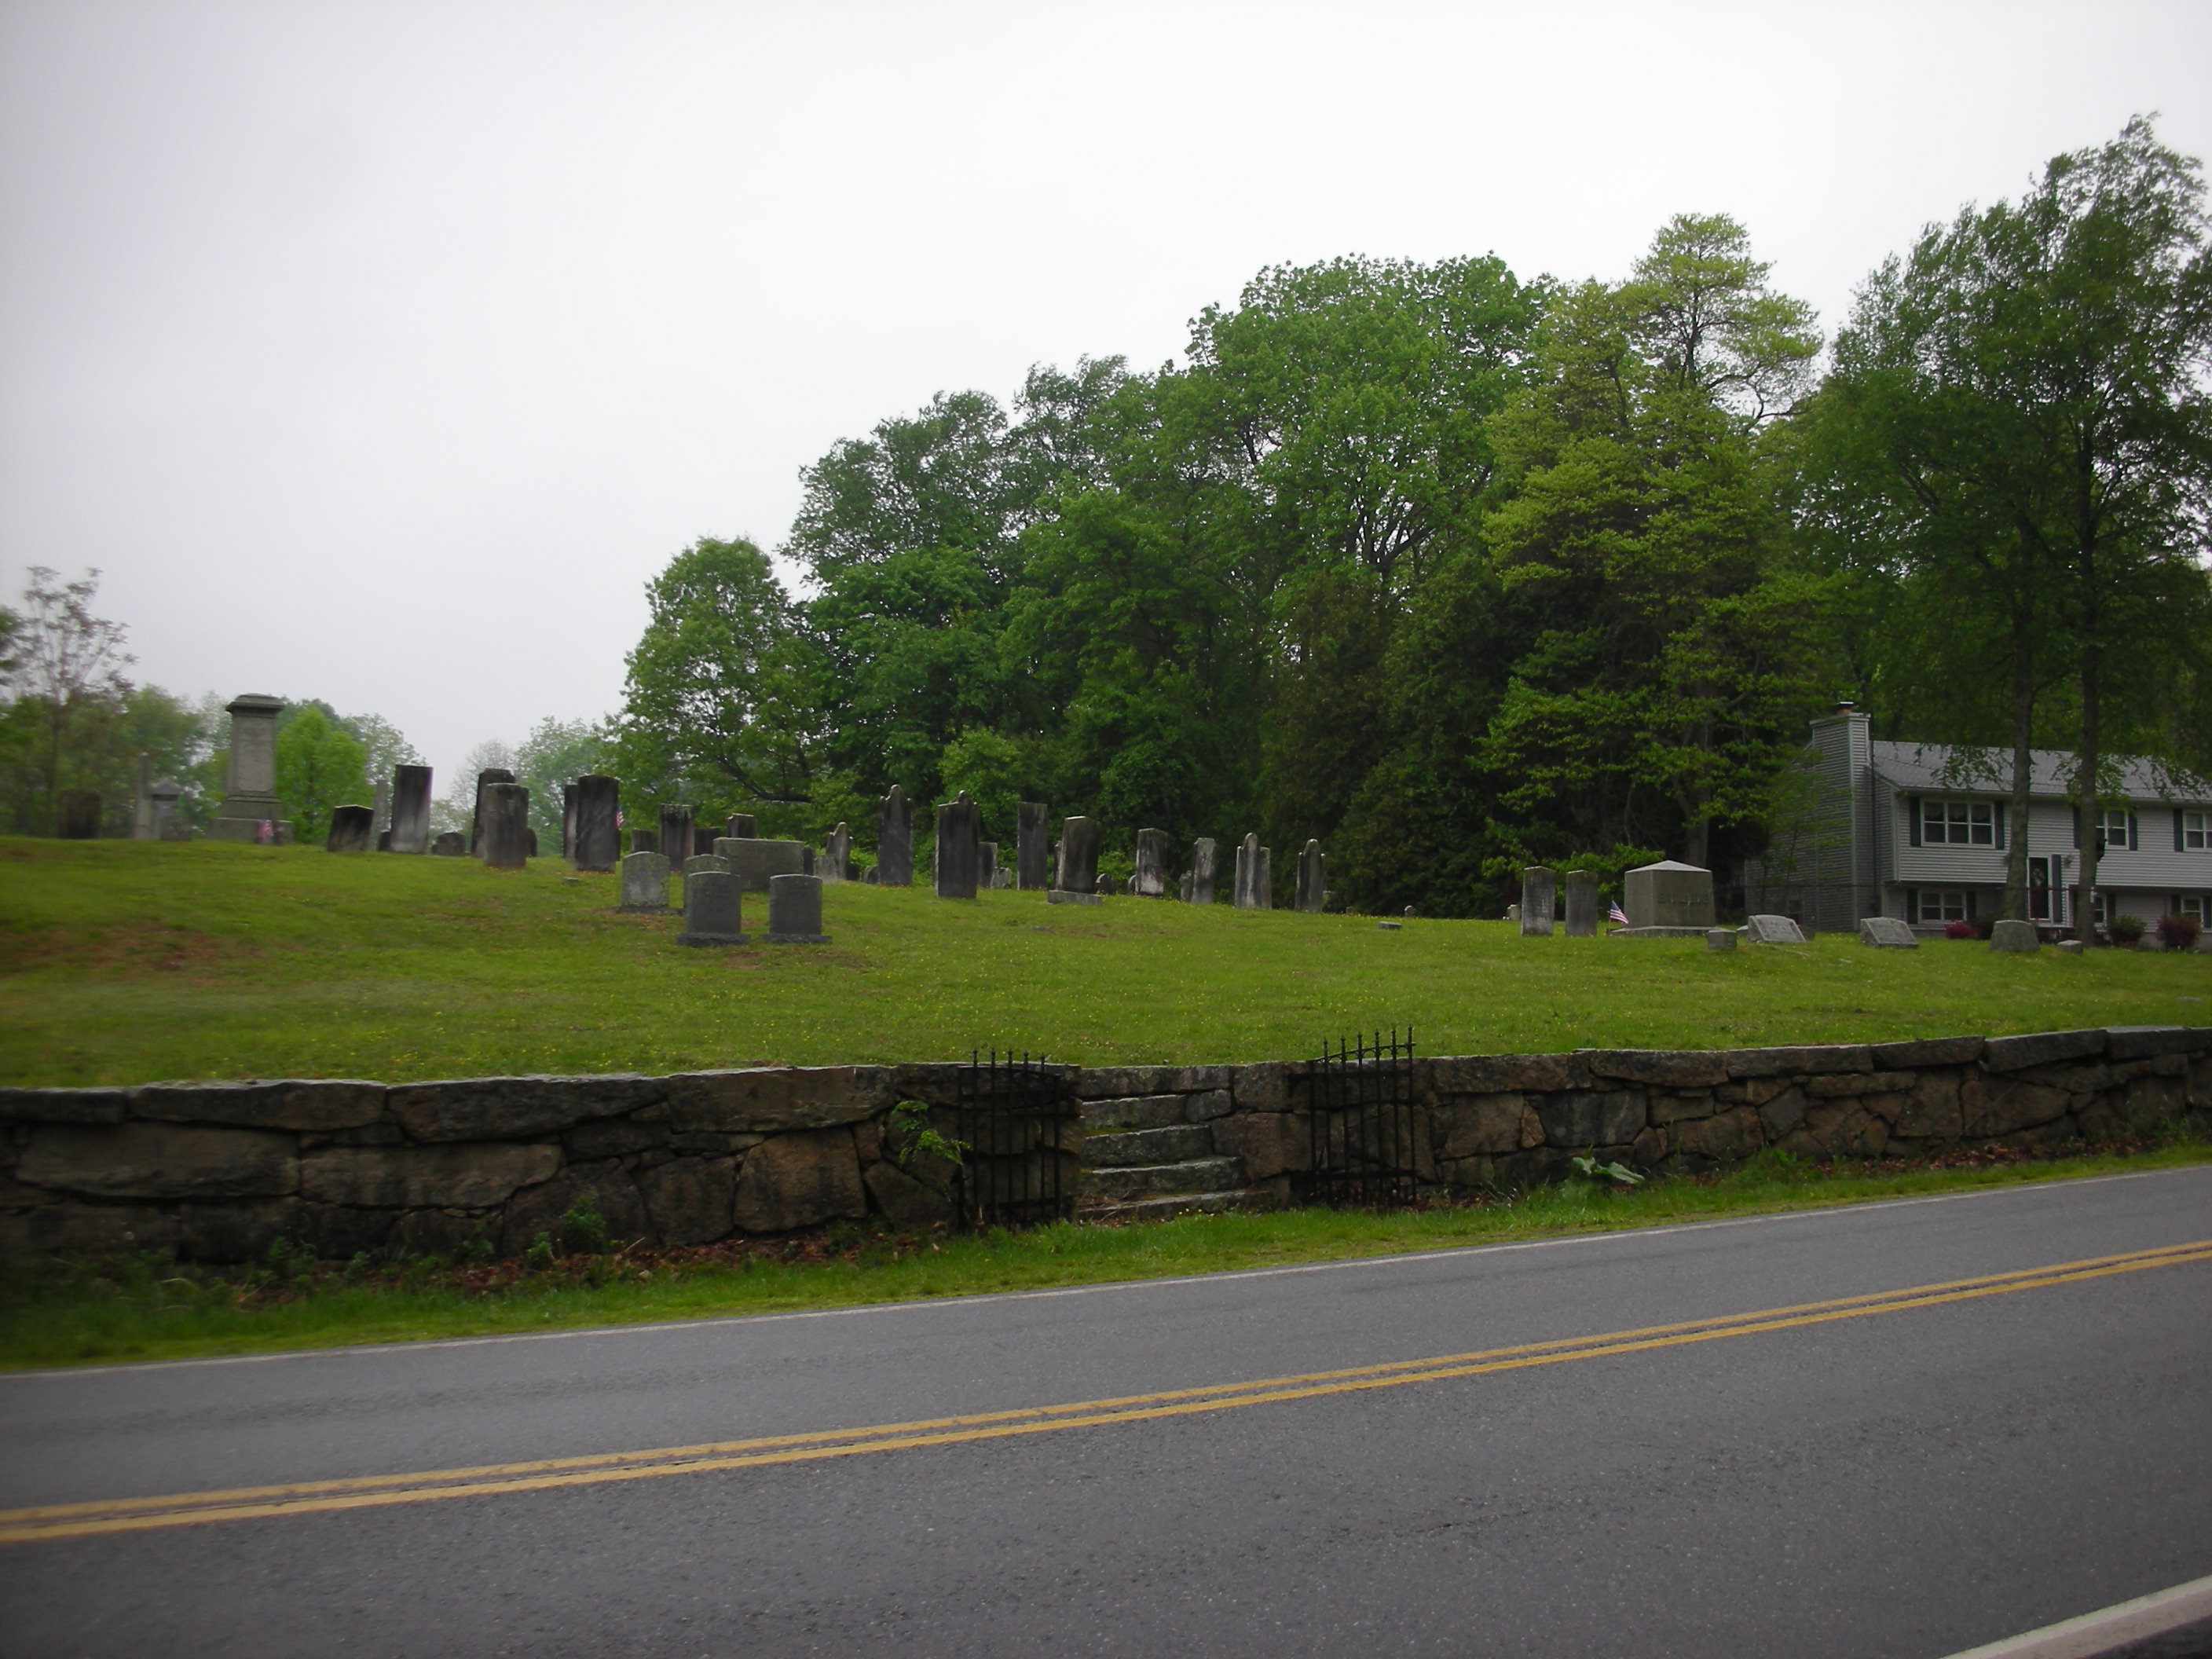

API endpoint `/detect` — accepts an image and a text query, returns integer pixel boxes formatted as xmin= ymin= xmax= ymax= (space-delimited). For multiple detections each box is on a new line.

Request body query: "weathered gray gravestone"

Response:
xmin=57 ymin=790 xmax=102 ymax=839
xmin=1743 ymin=914 xmax=1807 ymax=945
xmin=1520 ymin=866 xmax=1556 ymax=936
xmin=1564 ymin=870 xmax=1598 ymax=937
xmin=1706 ymin=928 xmax=1738 ymax=952
xmin=630 ymin=830 xmax=656 ymax=855
xmin=767 ymin=873 xmax=830 ymax=943
xmin=560 ymin=784 xmax=576 ymax=859
xmin=822 ymin=822 xmax=851 ymax=884
xmin=935 ymin=793 xmax=981 ymax=899
xmin=149 ymin=778 xmax=185 ymax=840
xmin=208 ymin=694 xmax=291 ymax=842
xmin=571 ymin=775 xmax=621 ymax=872
xmin=431 ymin=831 xmax=466 ymax=856
xmin=390 ymin=764 xmax=434 ymax=855
xmin=678 ymin=870 xmax=747 ymax=945
xmin=1859 ymin=916 xmax=1918 ymax=949
xmin=617 ymin=851 xmax=671 ymax=910
xmin=1295 ymin=841 xmax=1327 ymax=913
xmin=725 ymin=813 xmax=756 ymax=841
xmin=1989 ymin=918 xmax=2040 ymax=952
xmin=1180 ymin=871 xmax=1194 ymax=901
xmin=1016 ymin=802 xmax=1049 ymax=890
xmin=1188 ymin=837 xmax=1218 ymax=906
xmin=325 ymin=804 xmax=375 ymax=852
xmin=481 ymin=782 xmax=532 ymax=870
xmin=714 ymin=837 xmax=805 ymax=892
xmin=1621 ymin=859 xmax=1716 ymax=932
xmin=1095 ymin=871 xmax=1115 ymax=896
xmin=1132 ymin=829 xmax=1170 ymax=898
xmin=131 ymin=751 xmax=153 ymax=838
xmin=1233 ymin=834 xmax=1273 ymax=910
xmin=371 ymin=777 xmax=391 ymax=842
xmin=469 ymin=769 xmax=515 ymax=855
xmin=976 ymin=840 xmax=998 ymax=892
xmin=679 ymin=851 xmax=726 ymax=905
xmin=1049 ymin=816 xmax=1102 ymax=904
xmin=875 ymin=787 xmax=912 ymax=888
xmin=659 ymin=805 xmax=694 ymax=867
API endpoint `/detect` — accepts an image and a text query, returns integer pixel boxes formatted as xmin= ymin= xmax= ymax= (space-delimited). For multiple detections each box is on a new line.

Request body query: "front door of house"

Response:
xmin=2028 ymin=857 xmax=2053 ymax=921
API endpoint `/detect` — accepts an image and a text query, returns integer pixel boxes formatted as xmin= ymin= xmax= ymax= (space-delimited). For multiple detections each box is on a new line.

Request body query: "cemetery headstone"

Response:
xmin=372 ymin=777 xmax=391 ymax=841
xmin=1094 ymin=871 xmax=1115 ymax=897
xmin=390 ymin=764 xmax=433 ymax=854
xmin=1016 ymin=801 xmax=1049 ymax=889
xmin=561 ymin=784 xmax=576 ymax=858
xmin=715 ymin=837 xmax=806 ymax=892
xmin=1049 ymin=816 xmax=1102 ymax=903
xmin=1233 ymin=833 xmax=1273 ymax=910
xmin=572 ymin=775 xmax=621 ymax=872
xmin=822 ymin=822 xmax=851 ymax=883
xmin=1520 ymin=866 xmax=1557 ymax=936
xmin=482 ymin=782 xmax=532 ymax=870
xmin=767 ymin=873 xmax=830 ymax=943
xmin=1179 ymin=871 xmax=1194 ymax=901
xmin=679 ymin=851 xmax=727 ymax=905
xmin=431 ymin=831 xmax=466 ymax=856
xmin=149 ymin=778 xmax=185 ymax=840
xmin=1743 ymin=914 xmax=1807 ymax=945
xmin=934 ymin=792 xmax=981 ymax=899
xmin=1133 ymin=829 xmax=1170 ymax=898
xmin=875 ymin=787 xmax=913 ymax=887
xmin=1621 ymin=860 xmax=1716 ymax=932
xmin=1507 ymin=903 xmax=1520 ymax=923
xmin=1564 ymin=870 xmax=1598 ymax=937
xmin=1858 ymin=916 xmax=1919 ymax=949
xmin=57 ymin=789 xmax=102 ymax=839
xmin=630 ymin=830 xmax=656 ymax=855
xmin=976 ymin=840 xmax=998 ymax=891
xmin=617 ymin=851 xmax=672 ymax=910
xmin=659 ymin=805 xmax=694 ymax=866
xmin=469 ymin=769 xmax=515 ymax=855
xmin=678 ymin=870 xmax=747 ymax=945
xmin=1706 ymin=928 xmax=1738 ymax=952
xmin=725 ymin=812 xmax=756 ymax=840
xmin=325 ymin=804 xmax=375 ymax=852
xmin=1295 ymin=840 xmax=1327 ymax=912
xmin=208 ymin=694 xmax=291 ymax=842
xmin=1188 ymin=837 xmax=1218 ymax=906
xmin=862 ymin=866 xmax=879 ymax=884
xmin=130 ymin=752 xmax=156 ymax=838
xmin=1989 ymin=918 xmax=2040 ymax=952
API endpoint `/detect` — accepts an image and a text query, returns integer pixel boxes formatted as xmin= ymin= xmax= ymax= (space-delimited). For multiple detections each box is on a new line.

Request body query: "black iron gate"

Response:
xmin=1299 ymin=1027 xmax=1419 ymax=1207
xmin=949 ymin=1050 xmax=1076 ymax=1229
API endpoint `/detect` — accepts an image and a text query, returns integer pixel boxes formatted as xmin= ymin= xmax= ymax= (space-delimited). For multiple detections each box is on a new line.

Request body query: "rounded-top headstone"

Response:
xmin=617 ymin=851 xmax=672 ymax=910
xmin=766 ymin=873 xmax=830 ymax=943
xmin=679 ymin=870 xmax=747 ymax=946
xmin=1989 ymin=918 xmax=2040 ymax=952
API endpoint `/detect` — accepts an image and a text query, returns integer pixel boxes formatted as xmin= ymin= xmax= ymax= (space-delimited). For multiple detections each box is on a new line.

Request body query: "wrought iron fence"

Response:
xmin=949 ymin=1050 xmax=1076 ymax=1229
xmin=1299 ymin=1027 xmax=1419 ymax=1208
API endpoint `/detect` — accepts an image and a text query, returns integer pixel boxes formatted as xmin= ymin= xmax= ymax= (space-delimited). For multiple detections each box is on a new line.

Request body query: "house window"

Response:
xmin=2185 ymin=811 xmax=2211 ymax=851
xmin=2174 ymin=895 xmax=2209 ymax=921
xmin=1916 ymin=889 xmax=1971 ymax=924
xmin=1921 ymin=800 xmax=1997 ymax=846
xmin=2092 ymin=891 xmax=2111 ymax=925
xmin=2101 ymin=809 xmax=2133 ymax=848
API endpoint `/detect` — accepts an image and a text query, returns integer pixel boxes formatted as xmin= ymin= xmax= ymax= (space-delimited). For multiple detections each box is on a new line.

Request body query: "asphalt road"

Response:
xmin=4 ymin=1167 xmax=2211 ymax=1658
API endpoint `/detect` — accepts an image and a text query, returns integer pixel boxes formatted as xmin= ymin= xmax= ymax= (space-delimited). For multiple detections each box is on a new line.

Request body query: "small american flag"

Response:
xmin=1609 ymin=902 xmax=1630 ymax=926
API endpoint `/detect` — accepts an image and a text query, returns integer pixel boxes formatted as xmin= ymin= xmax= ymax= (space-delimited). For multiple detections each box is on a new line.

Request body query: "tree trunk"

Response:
xmin=2074 ymin=643 xmax=2101 ymax=943
xmin=2003 ymin=610 xmax=2034 ymax=920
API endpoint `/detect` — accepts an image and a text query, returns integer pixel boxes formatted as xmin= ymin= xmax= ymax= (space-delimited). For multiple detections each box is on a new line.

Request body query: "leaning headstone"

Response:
xmin=208 ymin=694 xmax=291 ymax=841
xmin=617 ymin=851 xmax=671 ymax=910
xmin=1094 ymin=871 xmax=1115 ymax=897
xmin=1564 ymin=870 xmax=1598 ymax=938
xmin=725 ymin=812 xmax=756 ymax=840
xmin=1016 ymin=801 xmax=1050 ymax=890
xmin=822 ymin=822 xmax=851 ymax=884
xmin=715 ymin=837 xmax=805 ymax=892
xmin=1233 ymin=833 xmax=1273 ymax=910
xmin=678 ymin=870 xmax=747 ymax=945
xmin=469 ymin=769 xmax=515 ymax=855
xmin=431 ymin=831 xmax=467 ymax=856
xmin=767 ymin=873 xmax=830 ymax=943
xmin=1295 ymin=841 xmax=1326 ymax=913
xmin=1859 ymin=916 xmax=1918 ymax=949
xmin=659 ymin=805 xmax=694 ymax=866
xmin=1706 ymin=928 xmax=1738 ymax=952
xmin=481 ymin=782 xmax=532 ymax=870
xmin=934 ymin=793 xmax=981 ymax=899
xmin=976 ymin=840 xmax=999 ymax=892
xmin=874 ymin=787 xmax=912 ymax=888
xmin=1743 ymin=914 xmax=1807 ymax=945
xmin=1520 ymin=866 xmax=1556 ymax=936
xmin=1188 ymin=837 xmax=1218 ymax=906
xmin=325 ymin=804 xmax=375 ymax=852
xmin=571 ymin=775 xmax=621 ymax=872
xmin=1131 ymin=829 xmax=1170 ymax=898
xmin=388 ymin=764 xmax=433 ymax=854
xmin=57 ymin=789 xmax=102 ymax=839
xmin=1621 ymin=860 xmax=1716 ymax=932
xmin=1049 ymin=816 xmax=1102 ymax=904
xmin=1989 ymin=918 xmax=2040 ymax=953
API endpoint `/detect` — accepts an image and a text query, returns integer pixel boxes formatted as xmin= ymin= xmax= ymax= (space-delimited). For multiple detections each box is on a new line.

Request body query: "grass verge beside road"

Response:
xmin=5 ymin=1138 xmax=2205 ymax=1372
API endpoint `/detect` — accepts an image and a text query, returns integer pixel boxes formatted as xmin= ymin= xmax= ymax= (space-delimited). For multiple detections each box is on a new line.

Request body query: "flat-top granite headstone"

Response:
xmin=1234 ymin=834 xmax=1273 ymax=910
xmin=1295 ymin=840 xmax=1326 ymax=912
xmin=1016 ymin=801 xmax=1049 ymax=889
xmin=767 ymin=873 xmax=830 ymax=943
xmin=1133 ymin=830 xmax=1170 ymax=898
xmin=325 ymin=804 xmax=374 ymax=852
xmin=1707 ymin=928 xmax=1738 ymax=952
xmin=1188 ymin=837 xmax=1218 ymax=906
xmin=1989 ymin=918 xmax=2040 ymax=952
xmin=618 ymin=851 xmax=672 ymax=910
xmin=1564 ymin=870 xmax=1597 ymax=938
xmin=371 ymin=778 xmax=391 ymax=840
xmin=822 ymin=822 xmax=851 ymax=884
xmin=875 ymin=788 xmax=912 ymax=888
xmin=431 ymin=831 xmax=467 ymax=856
xmin=678 ymin=870 xmax=747 ymax=945
xmin=209 ymin=694 xmax=291 ymax=842
xmin=470 ymin=769 xmax=515 ymax=855
xmin=1520 ymin=866 xmax=1556 ymax=936
xmin=482 ymin=782 xmax=532 ymax=870
xmin=149 ymin=778 xmax=185 ymax=840
xmin=390 ymin=764 xmax=432 ymax=855
xmin=1049 ymin=816 xmax=1102 ymax=903
xmin=715 ymin=837 xmax=805 ymax=892
xmin=1743 ymin=914 xmax=1807 ymax=945
xmin=934 ymin=793 xmax=980 ymax=899
xmin=976 ymin=840 xmax=999 ymax=892
xmin=725 ymin=813 xmax=756 ymax=840
xmin=1623 ymin=859 xmax=1715 ymax=929
xmin=1859 ymin=916 xmax=1918 ymax=949
xmin=572 ymin=775 xmax=621 ymax=872
xmin=659 ymin=806 xmax=694 ymax=867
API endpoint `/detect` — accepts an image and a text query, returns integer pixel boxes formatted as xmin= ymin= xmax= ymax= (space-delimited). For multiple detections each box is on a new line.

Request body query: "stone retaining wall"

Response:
xmin=4 ymin=1026 xmax=2207 ymax=1261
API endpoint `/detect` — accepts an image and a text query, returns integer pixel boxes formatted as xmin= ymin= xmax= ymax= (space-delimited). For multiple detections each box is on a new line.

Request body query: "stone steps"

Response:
xmin=1082 ymin=1124 xmax=1218 ymax=1168
xmin=1079 ymin=1187 xmax=1269 ymax=1224
xmin=1079 ymin=1155 xmax=1247 ymax=1205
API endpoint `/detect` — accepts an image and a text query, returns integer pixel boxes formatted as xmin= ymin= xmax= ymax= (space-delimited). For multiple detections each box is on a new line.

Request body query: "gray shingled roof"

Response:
xmin=1869 ymin=741 xmax=2209 ymax=802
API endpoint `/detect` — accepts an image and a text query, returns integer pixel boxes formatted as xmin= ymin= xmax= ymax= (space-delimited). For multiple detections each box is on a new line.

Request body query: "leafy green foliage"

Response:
xmin=273 ymin=706 xmax=368 ymax=841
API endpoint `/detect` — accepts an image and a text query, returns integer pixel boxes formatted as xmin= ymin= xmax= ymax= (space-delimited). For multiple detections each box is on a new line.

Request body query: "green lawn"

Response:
xmin=4 ymin=838 xmax=2209 ymax=1086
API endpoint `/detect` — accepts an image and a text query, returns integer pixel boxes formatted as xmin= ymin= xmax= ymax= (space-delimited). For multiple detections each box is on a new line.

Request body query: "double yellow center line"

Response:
xmin=6 ymin=1238 xmax=2207 ymax=1546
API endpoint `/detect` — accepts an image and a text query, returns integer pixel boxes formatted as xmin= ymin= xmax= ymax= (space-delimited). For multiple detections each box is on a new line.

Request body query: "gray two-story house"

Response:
xmin=1752 ymin=705 xmax=2212 ymax=934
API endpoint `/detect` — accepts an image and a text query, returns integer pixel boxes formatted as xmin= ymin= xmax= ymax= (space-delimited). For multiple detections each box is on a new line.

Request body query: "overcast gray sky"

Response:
xmin=3 ymin=0 xmax=2208 ymax=785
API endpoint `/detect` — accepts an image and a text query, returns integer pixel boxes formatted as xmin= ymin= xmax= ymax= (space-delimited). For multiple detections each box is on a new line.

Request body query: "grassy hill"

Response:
xmin=3 ymin=838 xmax=2208 ymax=1086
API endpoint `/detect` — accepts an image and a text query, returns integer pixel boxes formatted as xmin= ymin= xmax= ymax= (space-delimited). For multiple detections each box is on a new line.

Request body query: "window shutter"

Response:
xmin=1905 ymin=888 xmax=1917 ymax=923
xmin=2129 ymin=811 xmax=2140 ymax=850
xmin=1967 ymin=890 xmax=1979 ymax=921
xmin=2177 ymin=809 xmax=2187 ymax=852
xmin=1907 ymin=797 xmax=1921 ymax=848
xmin=1994 ymin=808 xmax=2007 ymax=850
